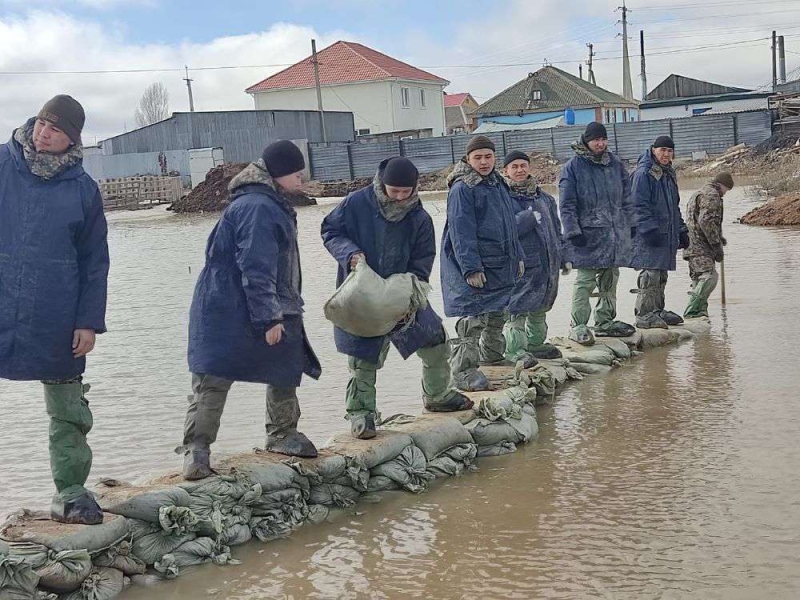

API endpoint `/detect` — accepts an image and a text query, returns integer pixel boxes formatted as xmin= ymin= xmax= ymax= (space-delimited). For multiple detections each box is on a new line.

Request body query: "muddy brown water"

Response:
xmin=3 ymin=180 xmax=800 ymax=598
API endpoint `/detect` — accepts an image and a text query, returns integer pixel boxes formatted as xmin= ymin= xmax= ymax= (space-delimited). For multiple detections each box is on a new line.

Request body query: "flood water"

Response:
xmin=3 ymin=180 xmax=800 ymax=598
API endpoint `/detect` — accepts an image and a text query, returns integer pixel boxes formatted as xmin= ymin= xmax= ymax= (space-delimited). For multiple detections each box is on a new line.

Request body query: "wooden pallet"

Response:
xmin=99 ymin=176 xmax=183 ymax=210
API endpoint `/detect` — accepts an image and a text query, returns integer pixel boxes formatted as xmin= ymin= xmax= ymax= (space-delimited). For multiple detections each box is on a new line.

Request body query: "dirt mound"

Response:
xmin=170 ymin=163 xmax=317 ymax=213
xmin=754 ymin=133 xmax=800 ymax=155
xmin=739 ymin=192 xmax=800 ymax=226
xmin=527 ymin=151 xmax=561 ymax=185
xmin=304 ymin=178 xmax=371 ymax=197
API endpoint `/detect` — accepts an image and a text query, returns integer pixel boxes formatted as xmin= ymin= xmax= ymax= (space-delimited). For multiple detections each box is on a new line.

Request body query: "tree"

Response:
xmin=134 ymin=82 xmax=170 ymax=128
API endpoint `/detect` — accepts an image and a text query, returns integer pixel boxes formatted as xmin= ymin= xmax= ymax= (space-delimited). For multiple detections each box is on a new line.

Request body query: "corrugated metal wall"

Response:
xmin=308 ymin=145 xmax=352 ymax=181
xmin=83 ymin=149 xmax=192 ymax=186
xmin=314 ymin=110 xmax=772 ymax=181
xmin=102 ymin=110 xmax=355 ymax=162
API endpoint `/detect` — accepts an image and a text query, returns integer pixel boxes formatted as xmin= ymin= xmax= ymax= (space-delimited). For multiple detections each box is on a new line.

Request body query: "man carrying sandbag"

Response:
xmin=322 ymin=157 xmax=474 ymax=440
xmin=502 ymin=150 xmax=569 ymax=361
xmin=441 ymin=135 xmax=527 ymax=392
xmin=559 ymin=122 xmax=635 ymax=346
xmin=0 ymin=95 xmax=109 ymax=524
xmin=630 ymin=135 xmax=689 ymax=329
xmin=182 ymin=140 xmax=322 ymax=479
xmin=683 ymin=172 xmax=733 ymax=318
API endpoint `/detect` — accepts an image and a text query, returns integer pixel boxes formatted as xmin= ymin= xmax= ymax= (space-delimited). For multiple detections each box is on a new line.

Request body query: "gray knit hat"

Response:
xmin=713 ymin=172 xmax=734 ymax=189
xmin=466 ymin=135 xmax=495 ymax=156
xmin=37 ymin=95 xmax=85 ymax=144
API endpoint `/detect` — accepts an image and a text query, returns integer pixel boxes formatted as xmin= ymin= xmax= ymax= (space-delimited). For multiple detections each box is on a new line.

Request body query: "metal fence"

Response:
xmin=308 ymin=110 xmax=772 ymax=181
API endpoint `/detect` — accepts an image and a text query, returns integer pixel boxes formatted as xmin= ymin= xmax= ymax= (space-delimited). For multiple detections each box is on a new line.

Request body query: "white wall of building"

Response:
xmin=640 ymin=97 xmax=768 ymax=120
xmin=252 ymin=79 xmax=446 ymax=136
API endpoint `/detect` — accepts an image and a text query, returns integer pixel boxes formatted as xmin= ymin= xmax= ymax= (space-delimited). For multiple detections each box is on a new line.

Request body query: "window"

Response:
xmin=623 ymin=109 xmax=628 ymax=122
xmin=357 ymin=128 xmax=370 ymax=136
xmin=420 ymin=89 xmax=426 ymax=108
xmin=531 ymin=90 xmax=542 ymax=101
xmin=605 ymin=109 xmax=611 ymax=122
xmin=401 ymin=87 xmax=410 ymax=108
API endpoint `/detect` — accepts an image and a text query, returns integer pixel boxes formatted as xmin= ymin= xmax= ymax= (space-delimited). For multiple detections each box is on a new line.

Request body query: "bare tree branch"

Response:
xmin=134 ymin=82 xmax=170 ymax=128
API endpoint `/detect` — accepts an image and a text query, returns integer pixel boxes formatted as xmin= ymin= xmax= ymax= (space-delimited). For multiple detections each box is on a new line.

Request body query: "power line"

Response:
xmin=635 ymin=0 xmax=798 ymax=10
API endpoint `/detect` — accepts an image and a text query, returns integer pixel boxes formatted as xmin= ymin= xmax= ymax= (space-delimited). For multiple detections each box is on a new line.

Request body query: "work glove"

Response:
xmin=642 ymin=229 xmax=664 ymax=247
xmin=679 ymin=231 xmax=690 ymax=249
xmin=466 ymin=271 xmax=486 ymax=289
xmin=561 ymin=262 xmax=573 ymax=276
xmin=713 ymin=247 xmax=725 ymax=263
xmin=518 ymin=261 xmax=525 ymax=278
xmin=569 ymin=232 xmax=587 ymax=247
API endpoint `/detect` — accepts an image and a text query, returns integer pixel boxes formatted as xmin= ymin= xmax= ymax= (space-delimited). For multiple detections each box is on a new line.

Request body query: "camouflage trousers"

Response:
xmin=182 ymin=373 xmax=301 ymax=450
xmin=684 ymin=256 xmax=719 ymax=318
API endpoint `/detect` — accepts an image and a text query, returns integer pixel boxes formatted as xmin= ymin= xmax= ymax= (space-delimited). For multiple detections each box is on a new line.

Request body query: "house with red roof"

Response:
xmin=444 ymin=92 xmax=479 ymax=135
xmin=246 ymin=41 xmax=450 ymax=137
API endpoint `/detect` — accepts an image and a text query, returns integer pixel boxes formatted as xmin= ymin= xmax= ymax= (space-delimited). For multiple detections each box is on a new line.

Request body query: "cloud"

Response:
xmin=0 ymin=10 xmax=349 ymax=142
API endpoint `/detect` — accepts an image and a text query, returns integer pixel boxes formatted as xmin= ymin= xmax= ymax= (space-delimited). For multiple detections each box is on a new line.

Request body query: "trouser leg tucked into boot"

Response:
xmin=417 ymin=340 xmax=473 ymax=412
xmin=569 ymin=269 xmax=598 ymax=345
xmin=180 ymin=373 xmax=232 ymax=480
xmin=265 ymin=386 xmax=317 ymax=458
xmin=635 ymin=269 xmax=669 ymax=329
xmin=478 ymin=311 xmax=507 ymax=365
xmin=685 ymin=261 xmax=719 ymax=318
xmin=44 ymin=379 xmax=102 ymax=524
xmin=345 ymin=342 xmax=389 ymax=439
xmin=450 ymin=317 xmax=489 ymax=392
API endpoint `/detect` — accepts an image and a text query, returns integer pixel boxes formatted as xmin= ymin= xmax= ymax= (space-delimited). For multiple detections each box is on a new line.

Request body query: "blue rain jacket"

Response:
xmin=440 ymin=162 xmax=524 ymax=317
xmin=321 ymin=181 xmax=445 ymax=364
xmin=0 ymin=128 xmax=109 ymax=381
xmin=188 ymin=173 xmax=321 ymax=387
xmin=558 ymin=146 xmax=632 ymax=269
xmin=629 ymin=150 xmax=688 ymax=271
xmin=507 ymin=184 xmax=564 ymax=315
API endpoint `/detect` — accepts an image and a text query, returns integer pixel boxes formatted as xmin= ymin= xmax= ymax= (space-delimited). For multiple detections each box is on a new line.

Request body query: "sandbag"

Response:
xmin=0 ymin=510 xmax=129 ymax=554
xmin=249 ymin=514 xmax=294 ymax=543
xmin=679 ymin=317 xmax=711 ymax=335
xmin=250 ymin=488 xmax=306 ymax=516
xmin=0 ymin=549 xmax=39 ymax=600
xmin=154 ymin=538 xmax=232 ymax=579
xmin=60 ymin=567 xmax=124 ymax=600
xmin=384 ymin=416 xmax=473 ymax=462
xmin=233 ymin=463 xmax=309 ymax=494
xmin=670 ymin=327 xmax=695 ymax=341
xmin=637 ymin=329 xmax=680 ymax=349
xmin=323 ymin=431 xmax=414 ymax=469
xmin=476 ymin=442 xmax=517 ymax=457
xmin=217 ymin=523 xmax=252 ymax=547
xmin=370 ymin=445 xmax=432 ymax=493
xmin=128 ymin=519 xmax=196 ymax=565
xmin=560 ymin=348 xmax=616 ymax=366
xmin=596 ymin=338 xmax=632 ymax=359
xmin=569 ymin=362 xmax=612 ymax=376
xmin=426 ymin=444 xmax=478 ymax=478
xmin=324 ymin=260 xmax=430 ymax=337
xmin=7 ymin=544 xmax=91 ymax=594
xmin=367 ymin=476 xmax=400 ymax=493
xmin=307 ymin=484 xmax=361 ymax=508
xmin=98 ymin=483 xmax=192 ymax=524
xmin=466 ymin=409 xmax=538 ymax=447
xmin=92 ymin=540 xmax=146 ymax=576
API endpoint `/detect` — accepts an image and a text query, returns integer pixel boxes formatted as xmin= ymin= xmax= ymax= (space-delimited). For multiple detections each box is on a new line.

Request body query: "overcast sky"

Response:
xmin=1 ymin=0 xmax=798 ymax=143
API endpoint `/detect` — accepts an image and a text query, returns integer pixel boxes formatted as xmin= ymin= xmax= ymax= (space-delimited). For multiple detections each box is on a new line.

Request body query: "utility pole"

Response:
xmin=640 ymin=30 xmax=647 ymax=100
xmin=311 ymin=39 xmax=327 ymax=143
xmin=618 ymin=1 xmax=634 ymax=101
xmin=772 ymin=31 xmax=778 ymax=92
xmin=778 ymin=35 xmax=787 ymax=84
xmin=183 ymin=66 xmax=195 ymax=112
xmin=579 ymin=64 xmax=583 ymax=80
xmin=586 ymin=43 xmax=596 ymax=85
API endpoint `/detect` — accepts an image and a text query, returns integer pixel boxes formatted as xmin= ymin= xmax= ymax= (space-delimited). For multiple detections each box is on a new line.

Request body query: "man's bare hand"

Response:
xmin=266 ymin=323 xmax=285 ymax=346
xmin=466 ymin=272 xmax=486 ymax=288
xmin=350 ymin=252 xmax=365 ymax=271
xmin=72 ymin=329 xmax=96 ymax=358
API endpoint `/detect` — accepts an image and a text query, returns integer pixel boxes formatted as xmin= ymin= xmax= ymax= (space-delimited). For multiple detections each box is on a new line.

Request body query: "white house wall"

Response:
xmin=253 ymin=81 xmax=391 ymax=136
xmin=388 ymin=81 xmax=447 ymax=136
xmin=640 ymin=97 xmax=769 ymax=120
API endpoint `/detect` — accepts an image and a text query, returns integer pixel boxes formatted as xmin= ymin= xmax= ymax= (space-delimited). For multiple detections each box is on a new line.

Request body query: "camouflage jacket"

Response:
xmin=683 ymin=183 xmax=724 ymax=262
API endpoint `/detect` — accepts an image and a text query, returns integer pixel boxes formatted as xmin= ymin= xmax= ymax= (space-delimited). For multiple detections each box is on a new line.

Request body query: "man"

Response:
xmin=683 ymin=172 xmax=733 ymax=318
xmin=321 ymin=157 xmax=474 ymax=439
xmin=559 ymin=122 xmax=635 ymax=346
xmin=502 ymin=150 xmax=569 ymax=361
xmin=441 ymin=135 xmax=526 ymax=392
xmin=0 ymin=95 xmax=109 ymax=524
xmin=182 ymin=140 xmax=321 ymax=480
xmin=630 ymin=135 xmax=689 ymax=329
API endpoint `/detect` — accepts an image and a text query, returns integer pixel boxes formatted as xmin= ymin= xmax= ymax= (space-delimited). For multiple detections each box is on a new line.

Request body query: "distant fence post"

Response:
xmin=450 ymin=138 xmax=456 ymax=164
xmin=668 ymin=119 xmax=674 ymax=140
xmin=733 ymin=114 xmax=740 ymax=145
xmin=549 ymin=128 xmax=557 ymax=157
xmin=399 ymin=139 xmax=406 ymax=157
xmin=612 ymin=123 xmax=620 ymax=154
xmin=346 ymin=144 xmax=355 ymax=180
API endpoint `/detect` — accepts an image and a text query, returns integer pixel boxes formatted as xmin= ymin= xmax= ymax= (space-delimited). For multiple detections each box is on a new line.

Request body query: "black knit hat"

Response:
xmin=381 ymin=157 xmax=419 ymax=187
xmin=583 ymin=122 xmax=608 ymax=143
xmin=466 ymin=135 xmax=495 ymax=156
xmin=653 ymin=135 xmax=675 ymax=149
xmin=503 ymin=150 xmax=530 ymax=168
xmin=713 ymin=172 xmax=734 ymax=189
xmin=37 ymin=95 xmax=85 ymax=144
xmin=262 ymin=140 xmax=305 ymax=178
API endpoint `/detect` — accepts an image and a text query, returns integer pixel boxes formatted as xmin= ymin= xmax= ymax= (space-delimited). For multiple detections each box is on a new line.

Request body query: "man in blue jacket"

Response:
xmin=630 ymin=136 xmax=689 ymax=329
xmin=0 ymin=96 xmax=109 ymax=524
xmin=321 ymin=157 xmax=474 ymax=439
xmin=503 ymin=150 xmax=569 ymax=361
xmin=559 ymin=122 xmax=635 ymax=346
xmin=441 ymin=136 xmax=526 ymax=391
xmin=182 ymin=140 xmax=321 ymax=479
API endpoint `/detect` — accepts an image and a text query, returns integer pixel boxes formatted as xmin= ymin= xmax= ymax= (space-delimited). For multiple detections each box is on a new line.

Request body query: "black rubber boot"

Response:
xmin=266 ymin=431 xmax=318 ymax=458
xmin=530 ymin=344 xmax=563 ymax=360
xmin=424 ymin=392 xmax=475 ymax=413
xmin=350 ymin=413 xmax=377 ymax=440
xmin=660 ymin=310 xmax=684 ymax=326
xmin=183 ymin=447 xmax=212 ymax=481
xmin=595 ymin=321 xmax=637 ymax=337
xmin=454 ymin=369 xmax=490 ymax=392
xmin=51 ymin=491 xmax=103 ymax=525
xmin=636 ymin=313 xmax=669 ymax=329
